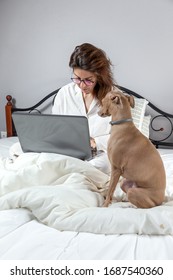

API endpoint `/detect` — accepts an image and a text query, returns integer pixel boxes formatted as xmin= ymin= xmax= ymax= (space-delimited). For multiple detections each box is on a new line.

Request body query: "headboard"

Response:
xmin=5 ymin=86 xmax=173 ymax=148
xmin=5 ymin=87 xmax=61 ymax=137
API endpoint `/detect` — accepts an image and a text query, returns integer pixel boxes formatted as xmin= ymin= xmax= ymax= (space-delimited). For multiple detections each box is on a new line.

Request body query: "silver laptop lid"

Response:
xmin=12 ymin=112 xmax=92 ymax=160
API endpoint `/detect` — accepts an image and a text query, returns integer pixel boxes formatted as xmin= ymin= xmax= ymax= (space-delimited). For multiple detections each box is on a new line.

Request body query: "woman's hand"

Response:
xmin=90 ymin=137 xmax=97 ymax=149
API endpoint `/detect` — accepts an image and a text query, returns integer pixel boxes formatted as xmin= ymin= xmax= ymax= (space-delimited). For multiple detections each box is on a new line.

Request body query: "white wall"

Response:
xmin=0 ymin=0 xmax=173 ymax=134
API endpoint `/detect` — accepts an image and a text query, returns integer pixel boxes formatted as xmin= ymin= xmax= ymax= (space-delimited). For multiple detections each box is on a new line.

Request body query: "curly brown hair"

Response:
xmin=69 ymin=43 xmax=116 ymax=103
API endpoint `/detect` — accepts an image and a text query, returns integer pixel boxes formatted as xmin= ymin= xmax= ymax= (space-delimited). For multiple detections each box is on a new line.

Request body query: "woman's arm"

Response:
xmin=94 ymin=134 xmax=110 ymax=152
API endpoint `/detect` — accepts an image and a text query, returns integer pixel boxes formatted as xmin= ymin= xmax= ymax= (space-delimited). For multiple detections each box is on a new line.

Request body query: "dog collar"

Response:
xmin=109 ymin=118 xmax=133 ymax=126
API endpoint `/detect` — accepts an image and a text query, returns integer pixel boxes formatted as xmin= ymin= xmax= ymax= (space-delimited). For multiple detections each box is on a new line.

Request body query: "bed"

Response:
xmin=1 ymin=85 xmax=173 ymax=260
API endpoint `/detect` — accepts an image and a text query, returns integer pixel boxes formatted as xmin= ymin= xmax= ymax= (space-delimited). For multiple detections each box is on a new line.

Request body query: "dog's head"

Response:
xmin=98 ymin=89 xmax=135 ymax=117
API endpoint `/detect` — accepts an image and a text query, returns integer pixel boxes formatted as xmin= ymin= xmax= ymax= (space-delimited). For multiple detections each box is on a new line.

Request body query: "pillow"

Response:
xmin=141 ymin=115 xmax=151 ymax=138
xmin=131 ymin=98 xmax=148 ymax=131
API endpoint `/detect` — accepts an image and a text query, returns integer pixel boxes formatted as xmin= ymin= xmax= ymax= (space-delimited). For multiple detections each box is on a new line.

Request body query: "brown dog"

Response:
xmin=98 ymin=88 xmax=166 ymax=208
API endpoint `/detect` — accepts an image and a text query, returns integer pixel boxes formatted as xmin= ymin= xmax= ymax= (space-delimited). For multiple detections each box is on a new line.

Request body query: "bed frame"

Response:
xmin=5 ymin=86 xmax=173 ymax=148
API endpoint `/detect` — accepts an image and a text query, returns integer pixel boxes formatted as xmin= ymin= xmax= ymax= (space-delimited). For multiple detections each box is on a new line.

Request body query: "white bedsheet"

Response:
xmin=0 ymin=137 xmax=173 ymax=260
xmin=0 ymin=208 xmax=173 ymax=260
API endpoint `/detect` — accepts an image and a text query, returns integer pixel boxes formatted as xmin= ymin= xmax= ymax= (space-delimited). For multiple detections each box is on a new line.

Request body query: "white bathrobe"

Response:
xmin=52 ymin=82 xmax=111 ymax=174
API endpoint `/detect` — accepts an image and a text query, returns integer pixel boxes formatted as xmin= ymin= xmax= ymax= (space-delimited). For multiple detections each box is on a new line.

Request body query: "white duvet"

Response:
xmin=0 ymin=152 xmax=173 ymax=235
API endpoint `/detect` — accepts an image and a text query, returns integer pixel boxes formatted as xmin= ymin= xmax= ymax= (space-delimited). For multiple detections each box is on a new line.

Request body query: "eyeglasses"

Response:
xmin=71 ymin=77 xmax=95 ymax=86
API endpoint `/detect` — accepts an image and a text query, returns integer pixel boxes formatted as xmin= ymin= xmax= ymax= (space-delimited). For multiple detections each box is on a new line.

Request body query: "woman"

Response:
xmin=52 ymin=43 xmax=116 ymax=174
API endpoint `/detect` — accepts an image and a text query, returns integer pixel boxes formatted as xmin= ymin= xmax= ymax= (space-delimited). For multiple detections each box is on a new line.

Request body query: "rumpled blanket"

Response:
xmin=0 ymin=152 xmax=173 ymax=235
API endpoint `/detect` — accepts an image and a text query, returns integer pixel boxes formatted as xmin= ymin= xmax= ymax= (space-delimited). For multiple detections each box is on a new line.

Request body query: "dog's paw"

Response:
xmin=102 ymin=200 xmax=111 ymax=207
xmin=102 ymin=203 xmax=108 ymax=207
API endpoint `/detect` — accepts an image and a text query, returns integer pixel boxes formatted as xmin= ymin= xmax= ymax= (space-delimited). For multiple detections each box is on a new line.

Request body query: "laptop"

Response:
xmin=12 ymin=112 xmax=93 ymax=160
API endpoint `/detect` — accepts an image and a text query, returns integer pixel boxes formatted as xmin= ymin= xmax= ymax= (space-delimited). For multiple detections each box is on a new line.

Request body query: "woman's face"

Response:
xmin=72 ymin=68 xmax=97 ymax=95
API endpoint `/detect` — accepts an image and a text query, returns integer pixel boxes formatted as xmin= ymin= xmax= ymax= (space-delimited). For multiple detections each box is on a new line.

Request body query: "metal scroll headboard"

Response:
xmin=5 ymin=86 xmax=173 ymax=148
xmin=118 ymin=86 xmax=173 ymax=148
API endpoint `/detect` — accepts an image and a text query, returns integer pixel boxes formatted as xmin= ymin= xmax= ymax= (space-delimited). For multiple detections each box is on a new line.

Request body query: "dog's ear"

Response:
xmin=110 ymin=94 xmax=121 ymax=105
xmin=125 ymin=95 xmax=135 ymax=108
